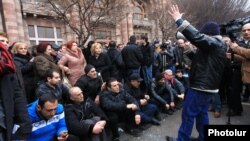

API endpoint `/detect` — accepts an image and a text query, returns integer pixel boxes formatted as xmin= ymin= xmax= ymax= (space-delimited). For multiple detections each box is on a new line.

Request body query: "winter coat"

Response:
xmin=58 ymin=48 xmax=86 ymax=86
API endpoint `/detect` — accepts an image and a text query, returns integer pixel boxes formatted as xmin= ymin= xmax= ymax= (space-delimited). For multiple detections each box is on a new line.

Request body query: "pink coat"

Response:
xmin=58 ymin=48 xmax=86 ymax=85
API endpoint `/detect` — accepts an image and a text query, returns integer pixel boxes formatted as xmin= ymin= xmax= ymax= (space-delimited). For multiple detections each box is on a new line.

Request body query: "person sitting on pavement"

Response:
xmin=65 ymin=87 xmax=109 ymax=141
xmin=150 ymin=73 xmax=173 ymax=113
xmin=75 ymin=64 xmax=106 ymax=105
xmin=163 ymin=69 xmax=185 ymax=110
xmin=124 ymin=73 xmax=161 ymax=126
xmin=36 ymin=69 xmax=69 ymax=104
xmin=27 ymin=94 xmax=70 ymax=141
xmin=100 ymin=77 xmax=142 ymax=141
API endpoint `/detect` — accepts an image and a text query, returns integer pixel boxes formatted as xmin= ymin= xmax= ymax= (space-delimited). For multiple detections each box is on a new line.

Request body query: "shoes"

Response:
xmin=208 ymin=108 xmax=215 ymax=112
xmin=214 ymin=111 xmax=221 ymax=118
xmin=112 ymin=137 xmax=120 ymax=141
xmin=191 ymin=137 xmax=199 ymax=141
xmin=170 ymin=108 xmax=178 ymax=112
xmin=242 ymin=97 xmax=249 ymax=102
xmin=125 ymin=127 xmax=142 ymax=137
xmin=166 ymin=136 xmax=198 ymax=141
xmin=151 ymin=118 xmax=161 ymax=126
xmin=166 ymin=136 xmax=177 ymax=141
xmin=155 ymin=114 xmax=162 ymax=121
xmin=163 ymin=110 xmax=173 ymax=115
xmin=226 ymin=110 xmax=242 ymax=117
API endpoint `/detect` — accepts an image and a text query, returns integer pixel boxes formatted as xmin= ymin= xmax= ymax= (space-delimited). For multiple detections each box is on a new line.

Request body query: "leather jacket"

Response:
xmin=178 ymin=21 xmax=227 ymax=91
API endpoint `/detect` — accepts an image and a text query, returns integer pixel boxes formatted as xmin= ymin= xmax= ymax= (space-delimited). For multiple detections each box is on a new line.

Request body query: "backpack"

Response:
xmin=0 ymin=42 xmax=16 ymax=75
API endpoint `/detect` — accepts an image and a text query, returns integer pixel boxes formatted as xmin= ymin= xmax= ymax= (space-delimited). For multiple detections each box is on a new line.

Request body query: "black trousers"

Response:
xmin=228 ymin=70 xmax=243 ymax=113
xmin=105 ymin=109 xmax=136 ymax=139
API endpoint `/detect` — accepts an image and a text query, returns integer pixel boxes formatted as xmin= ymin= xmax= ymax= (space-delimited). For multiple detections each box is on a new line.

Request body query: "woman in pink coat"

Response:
xmin=58 ymin=40 xmax=86 ymax=85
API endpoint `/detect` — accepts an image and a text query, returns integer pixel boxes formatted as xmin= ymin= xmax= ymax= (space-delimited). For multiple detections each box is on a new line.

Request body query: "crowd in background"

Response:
xmin=0 ymin=19 xmax=250 ymax=141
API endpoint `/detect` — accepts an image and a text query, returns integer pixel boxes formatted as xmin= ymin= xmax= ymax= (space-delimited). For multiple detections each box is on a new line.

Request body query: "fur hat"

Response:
xmin=200 ymin=21 xmax=220 ymax=36
xmin=84 ymin=64 xmax=95 ymax=74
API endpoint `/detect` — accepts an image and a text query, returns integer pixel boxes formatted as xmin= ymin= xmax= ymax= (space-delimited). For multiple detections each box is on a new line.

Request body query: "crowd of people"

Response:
xmin=0 ymin=4 xmax=250 ymax=141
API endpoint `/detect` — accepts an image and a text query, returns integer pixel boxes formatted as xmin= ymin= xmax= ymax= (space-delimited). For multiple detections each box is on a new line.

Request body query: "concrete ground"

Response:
xmin=119 ymin=102 xmax=250 ymax=141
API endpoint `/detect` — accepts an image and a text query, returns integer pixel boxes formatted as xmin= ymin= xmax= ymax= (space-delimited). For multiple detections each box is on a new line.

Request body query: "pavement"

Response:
xmin=119 ymin=102 xmax=250 ymax=141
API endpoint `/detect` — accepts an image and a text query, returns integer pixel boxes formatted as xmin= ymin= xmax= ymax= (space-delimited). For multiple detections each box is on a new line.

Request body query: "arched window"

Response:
xmin=133 ymin=6 xmax=144 ymax=20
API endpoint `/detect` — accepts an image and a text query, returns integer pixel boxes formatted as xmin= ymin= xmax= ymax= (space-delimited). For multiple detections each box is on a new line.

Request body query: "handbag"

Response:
xmin=62 ymin=69 xmax=72 ymax=88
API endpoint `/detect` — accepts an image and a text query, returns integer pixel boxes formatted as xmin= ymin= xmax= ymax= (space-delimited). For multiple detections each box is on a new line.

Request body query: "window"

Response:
xmin=28 ymin=25 xmax=63 ymax=45
xmin=28 ymin=25 xmax=35 ymax=37
xmin=95 ymin=31 xmax=111 ymax=39
xmin=37 ymin=26 xmax=54 ymax=38
xmin=56 ymin=28 xmax=62 ymax=38
xmin=133 ymin=6 xmax=144 ymax=20
xmin=30 ymin=40 xmax=36 ymax=46
xmin=134 ymin=32 xmax=148 ymax=40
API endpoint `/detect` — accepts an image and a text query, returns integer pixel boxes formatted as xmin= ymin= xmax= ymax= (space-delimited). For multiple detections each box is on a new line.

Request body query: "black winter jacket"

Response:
xmin=100 ymin=89 xmax=140 ymax=114
xmin=64 ymin=98 xmax=108 ymax=138
xmin=180 ymin=21 xmax=227 ymax=91
xmin=121 ymin=43 xmax=143 ymax=69
xmin=75 ymin=75 xmax=102 ymax=101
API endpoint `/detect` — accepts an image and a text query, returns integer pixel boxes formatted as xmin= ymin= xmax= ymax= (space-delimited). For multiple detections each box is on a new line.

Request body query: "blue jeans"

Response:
xmin=139 ymin=103 xmax=158 ymax=123
xmin=177 ymin=88 xmax=213 ymax=141
xmin=210 ymin=93 xmax=221 ymax=112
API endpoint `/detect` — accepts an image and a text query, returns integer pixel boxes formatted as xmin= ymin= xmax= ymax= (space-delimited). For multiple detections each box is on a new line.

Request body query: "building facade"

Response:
xmin=0 ymin=0 xmax=168 ymax=46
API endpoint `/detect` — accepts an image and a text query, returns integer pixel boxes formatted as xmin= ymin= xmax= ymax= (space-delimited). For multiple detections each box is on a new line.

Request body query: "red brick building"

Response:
xmin=0 ymin=0 xmax=168 ymax=46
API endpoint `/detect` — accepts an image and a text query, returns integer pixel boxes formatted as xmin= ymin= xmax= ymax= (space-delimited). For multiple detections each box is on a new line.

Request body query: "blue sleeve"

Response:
xmin=56 ymin=105 xmax=68 ymax=136
xmin=176 ymin=18 xmax=184 ymax=27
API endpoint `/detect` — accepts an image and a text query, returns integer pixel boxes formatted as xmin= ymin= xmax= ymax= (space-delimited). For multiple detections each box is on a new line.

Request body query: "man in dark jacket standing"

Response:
xmin=0 ymin=33 xmax=32 ymax=140
xmin=122 ymin=35 xmax=143 ymax=77
xmin=140 ymin=35 xmax=154 ymax=92
xmin=166 ymin=5 xmax=227 ymax=141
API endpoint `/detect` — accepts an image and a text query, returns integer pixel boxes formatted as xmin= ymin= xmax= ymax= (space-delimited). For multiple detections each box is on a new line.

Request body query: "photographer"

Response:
xmin=229 ymin=22 xmax=250 ymax=106
xmin=223 ymin=36 xmax=243 ymax=117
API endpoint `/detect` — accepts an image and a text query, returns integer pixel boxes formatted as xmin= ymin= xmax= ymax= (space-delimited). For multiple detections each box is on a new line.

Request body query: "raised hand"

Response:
xmin=168 ymin=4 xmax=183 ymax=21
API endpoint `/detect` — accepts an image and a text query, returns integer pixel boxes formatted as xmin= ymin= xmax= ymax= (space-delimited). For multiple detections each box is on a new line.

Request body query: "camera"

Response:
xmin=220 ymin=16 xmax=250 ymax=42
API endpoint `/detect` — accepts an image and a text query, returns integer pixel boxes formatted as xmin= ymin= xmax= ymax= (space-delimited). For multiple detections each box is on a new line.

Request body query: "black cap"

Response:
xmin=129 ymin=73 xmax=143 ymax=81
xmin=51 ymin=43 xmax=61 ymax=51
xmin=84 ymin=64 xmax=95 ymax=74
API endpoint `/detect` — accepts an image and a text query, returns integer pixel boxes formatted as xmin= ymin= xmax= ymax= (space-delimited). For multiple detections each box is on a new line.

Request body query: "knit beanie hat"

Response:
xmin=155 ymin=73 xmax=163 ymax=82
xmin=84 ymin=64 xmax=94 ymax=74
xmin=200 ymin=21 xmax=220 ymax=36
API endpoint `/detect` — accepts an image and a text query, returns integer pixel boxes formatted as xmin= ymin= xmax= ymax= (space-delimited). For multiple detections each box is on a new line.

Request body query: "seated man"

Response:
xmin=75 ymin=64 xmax=105 ymax=105
xmin=65 ymin=87 xmax=108 ymax=141
xmin=36 ymin=69 xmax=69 ymax=104
xmin=100 ymin=78 xmax=142 ymax=141
xmin=164 ymin=69 xmax=185 ymax=104
xmin=27 ymin=94 xmax=69 ymax=141
xmin=124 ymin=74 xmax=160 ymax=126
xmin=150 ymin=73 xmax=174 ymax=115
